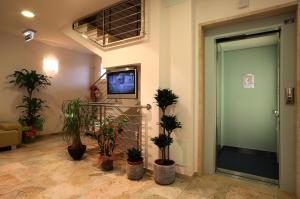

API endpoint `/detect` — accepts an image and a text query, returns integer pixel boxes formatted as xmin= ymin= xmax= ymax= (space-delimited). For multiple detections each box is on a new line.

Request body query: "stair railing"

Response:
xmin=80 ymin=102 xmax=151 ymax=158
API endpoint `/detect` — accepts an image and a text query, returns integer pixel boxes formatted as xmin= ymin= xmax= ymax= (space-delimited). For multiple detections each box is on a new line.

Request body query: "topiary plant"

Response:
xmin=151 ymin=89 xmax=182 ymax=165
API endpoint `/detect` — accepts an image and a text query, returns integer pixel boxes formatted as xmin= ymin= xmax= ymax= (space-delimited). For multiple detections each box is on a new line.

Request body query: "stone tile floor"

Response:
xmin=0 ymin=134 xmax=295 ymax=199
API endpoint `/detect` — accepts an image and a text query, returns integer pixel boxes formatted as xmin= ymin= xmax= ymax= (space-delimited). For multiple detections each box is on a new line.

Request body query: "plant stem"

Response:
xmin=162 ymin=108 xmax=166 ymax=136
xmin=167 ymin=132 xmax=171 ymax=161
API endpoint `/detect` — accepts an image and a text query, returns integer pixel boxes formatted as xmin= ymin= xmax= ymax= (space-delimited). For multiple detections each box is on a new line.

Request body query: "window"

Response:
xmin=73 ymin=0 xmax=145 ymax=48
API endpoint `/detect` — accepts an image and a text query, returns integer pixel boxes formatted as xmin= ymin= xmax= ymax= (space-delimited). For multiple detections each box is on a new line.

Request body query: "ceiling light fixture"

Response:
xmin=21 ymin=10 xmax=35 ymax=18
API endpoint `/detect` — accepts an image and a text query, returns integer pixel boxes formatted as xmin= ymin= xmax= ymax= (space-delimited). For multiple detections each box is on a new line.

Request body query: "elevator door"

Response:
xmin=204 ymin=13 xmax=296 ymax=192
xmin=215 ymin=35 xmax=279 ymax=182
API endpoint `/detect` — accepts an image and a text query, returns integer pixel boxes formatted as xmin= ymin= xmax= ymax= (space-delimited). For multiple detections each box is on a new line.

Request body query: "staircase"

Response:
xmin=85 ymin=72 xmax=150 ymax=160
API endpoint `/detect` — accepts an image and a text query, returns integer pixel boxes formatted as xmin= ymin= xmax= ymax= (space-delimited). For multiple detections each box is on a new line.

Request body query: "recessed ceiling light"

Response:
xmin=21 ymin=10 xmax=35 ymax=18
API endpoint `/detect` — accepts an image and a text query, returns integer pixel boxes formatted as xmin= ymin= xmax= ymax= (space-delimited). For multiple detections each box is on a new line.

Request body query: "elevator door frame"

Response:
xmin=203 ymin=13 xmax=296 ymax=193
xmin=215 ymin=31 xmax=280 ymax=184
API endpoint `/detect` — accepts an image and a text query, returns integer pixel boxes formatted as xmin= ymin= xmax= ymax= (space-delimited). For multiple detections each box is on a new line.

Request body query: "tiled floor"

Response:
xmin=0 ymin=135 xmax=295 ymax=199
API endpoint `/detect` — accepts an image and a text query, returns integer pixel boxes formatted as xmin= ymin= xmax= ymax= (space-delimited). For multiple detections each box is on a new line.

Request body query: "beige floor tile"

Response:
xmin=0 ymin=135 xmax=295 ymax=199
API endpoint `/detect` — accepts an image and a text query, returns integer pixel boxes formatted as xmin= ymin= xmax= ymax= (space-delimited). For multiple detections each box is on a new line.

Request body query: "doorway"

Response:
xmin=215 ymin=32 xmax=280 ymax=183
xmin=203 ymin=13 xmax=296 ymax=192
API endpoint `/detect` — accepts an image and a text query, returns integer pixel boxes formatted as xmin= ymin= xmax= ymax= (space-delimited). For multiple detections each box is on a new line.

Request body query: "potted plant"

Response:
xmin=62 ymin=99 xmax=88 ymax=160
xmin=97 ymin=116 xmax=127 ymax=171
xmin=126 ymin=147 xmax=144 ymax=180
xmin=151 ymin=89 xmax=182 ymax=185
xmin=7 ymin=69 xmax=51 ymax=140
xmin=22 ymin=126 xmax=37 ymax=143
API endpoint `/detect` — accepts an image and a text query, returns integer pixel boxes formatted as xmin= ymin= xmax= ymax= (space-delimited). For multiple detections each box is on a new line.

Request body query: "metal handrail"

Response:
xmin=82 ymin=102 xmax=152 ymax=110
xmin=91 ymin=71 xmax=107 ymax=87
xmin=72 ymin=0 xmax=145 ymax=48
xmin=103 ymin=3 xmax=141 ymax=19
xmin=86 ymin=19 xmax=142 ymax=35
xmin=77 ymin=100 xmax=150 ymax=155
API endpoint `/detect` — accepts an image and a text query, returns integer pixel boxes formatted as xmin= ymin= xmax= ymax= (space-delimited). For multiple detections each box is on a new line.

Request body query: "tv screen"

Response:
xmin=107 ymin=69 xmax=137 ymax=98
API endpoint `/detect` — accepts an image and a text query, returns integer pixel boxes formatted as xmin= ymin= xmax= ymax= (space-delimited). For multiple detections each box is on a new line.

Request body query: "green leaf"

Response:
xmin=151 ymin=134 xmax=173 ymax=149
xmin=154 ymin=89 xmax=178 ymax=111
xmin=160 ymin=115 xmax=182 ymax=133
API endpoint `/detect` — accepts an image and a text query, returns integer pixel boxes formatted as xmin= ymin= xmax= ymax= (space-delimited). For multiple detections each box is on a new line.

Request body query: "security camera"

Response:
xmin=22 ymin=29 xmax=36 ymax=42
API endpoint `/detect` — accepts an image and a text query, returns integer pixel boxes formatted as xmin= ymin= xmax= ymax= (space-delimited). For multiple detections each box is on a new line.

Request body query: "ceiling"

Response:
xmin=0 ymin=0 xmax=120 ymax=53
xmin=219 ymin=34 xmax=279 ymax=51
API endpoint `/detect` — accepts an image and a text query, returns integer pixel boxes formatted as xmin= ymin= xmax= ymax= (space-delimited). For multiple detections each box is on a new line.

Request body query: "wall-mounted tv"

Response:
xmin=107 ymin=67 xmax=137 ymax=99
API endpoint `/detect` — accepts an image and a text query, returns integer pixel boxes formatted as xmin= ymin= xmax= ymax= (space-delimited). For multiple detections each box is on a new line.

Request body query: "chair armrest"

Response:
xmin=0 ymin=122 xmax=21 ymax=131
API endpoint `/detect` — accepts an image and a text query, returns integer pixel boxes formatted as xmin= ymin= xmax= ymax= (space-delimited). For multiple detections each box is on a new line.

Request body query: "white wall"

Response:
xmin=65 ymin=0 xmax=161 ymax=169
xmin=195 ymin=0 xmax=296 ymax=24
xmin=163 ymin=0 xmax=195 ymax=175
xmin=0 ymin=31 xmax=94 ymax=134
xmin=65 ymin=0 xmax=297 ymax=177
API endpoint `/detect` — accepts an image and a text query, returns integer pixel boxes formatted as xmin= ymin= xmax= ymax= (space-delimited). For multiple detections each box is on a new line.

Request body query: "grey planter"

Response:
xmin=153 ymin=160 xmax=176 ymax=185
xmin=126 ymin=161 xmax=144 ymax=180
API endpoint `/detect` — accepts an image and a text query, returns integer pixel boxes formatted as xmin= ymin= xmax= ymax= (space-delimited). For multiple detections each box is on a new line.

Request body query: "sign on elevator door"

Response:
xmin=243 ymin=73 xmax=255 ymax=88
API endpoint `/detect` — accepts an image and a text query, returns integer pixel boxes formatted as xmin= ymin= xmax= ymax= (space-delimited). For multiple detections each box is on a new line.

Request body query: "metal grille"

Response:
xmin=73 ymin=0 xmax=145 ymax=48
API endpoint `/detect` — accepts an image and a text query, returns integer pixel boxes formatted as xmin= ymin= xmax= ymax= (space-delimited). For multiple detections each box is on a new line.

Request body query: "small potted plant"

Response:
xmin=151 ymin=89 xmax=182 ymax=185
xmin=62 ymin=99 xmax=88 ymax=160
xmin=126 ymin=147 xmax=144 ymax=180
xmin=97 ymin=116 xmax=127 ymax=171
xmin=22 ymin=126 xmax=37 ymax=143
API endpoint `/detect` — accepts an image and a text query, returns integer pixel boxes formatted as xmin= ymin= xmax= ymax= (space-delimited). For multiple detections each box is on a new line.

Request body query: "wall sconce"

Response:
xmin=43 ymin=57 xmax=59 ymax=76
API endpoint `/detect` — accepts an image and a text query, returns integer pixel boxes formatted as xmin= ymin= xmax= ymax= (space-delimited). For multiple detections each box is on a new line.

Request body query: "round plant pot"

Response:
xmin=153 ymin=159 xmax=176 ymax=185
xmin=22 ymin=136 xmax=35 ymax=144
xmin=101 ymin=158 xmax=114 ymax=171
xmin=67 ymin=145 xmax=86 ymax=160
xmin=126 ymin=159 xmax=144 ymax=180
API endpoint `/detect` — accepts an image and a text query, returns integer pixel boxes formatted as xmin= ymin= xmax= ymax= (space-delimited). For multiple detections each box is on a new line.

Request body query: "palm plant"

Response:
xmin=7 ymin=69 xmax=51 ymax=129
xmin=62 ymin=99 xmax=88 ymax=150
xmin=151 ymin=89 xmax=182 ymax=165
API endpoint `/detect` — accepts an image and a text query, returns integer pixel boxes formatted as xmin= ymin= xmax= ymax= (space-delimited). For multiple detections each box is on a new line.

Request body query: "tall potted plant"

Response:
xmin=62 ymin=99 xmax=88 ymax=160
xmin=8 ymin=69 xmax=51 ymax=142
xmin=151 ymin=89 xmax=182 ymax=185
xmin=97 ymin=116 xmax=127 ymax=171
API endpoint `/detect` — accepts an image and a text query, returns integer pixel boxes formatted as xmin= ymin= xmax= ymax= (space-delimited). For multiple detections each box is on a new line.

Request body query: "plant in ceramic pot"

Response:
xmin=97 ymin=116 xmax=127 ymax=171
xmin=7 ymin=69 xmax=51 ymax=140
xmin=62 ymin=99 xmax=89 ymax=160
xmin=126 ymin=147 xmax=144 ymax=180
xmin=151 ymin=89 xmax=182 ymax=185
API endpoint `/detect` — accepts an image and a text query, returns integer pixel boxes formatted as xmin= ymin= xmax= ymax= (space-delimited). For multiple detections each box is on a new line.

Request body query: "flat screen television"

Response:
xmin=107 ymin=68 xmax=137 ymax=99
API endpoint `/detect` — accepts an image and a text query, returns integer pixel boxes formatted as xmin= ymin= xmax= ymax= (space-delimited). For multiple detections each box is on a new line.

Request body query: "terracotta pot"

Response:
xmin=126 ymin=159 xmax=144 ymax=180
xmin=67 ymin=145 xmax=86 ymax=160
xmin=101 ymin=157 xmax=113 ymax=171
xmin=153 ymin=159 xmax=176 ymax=185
